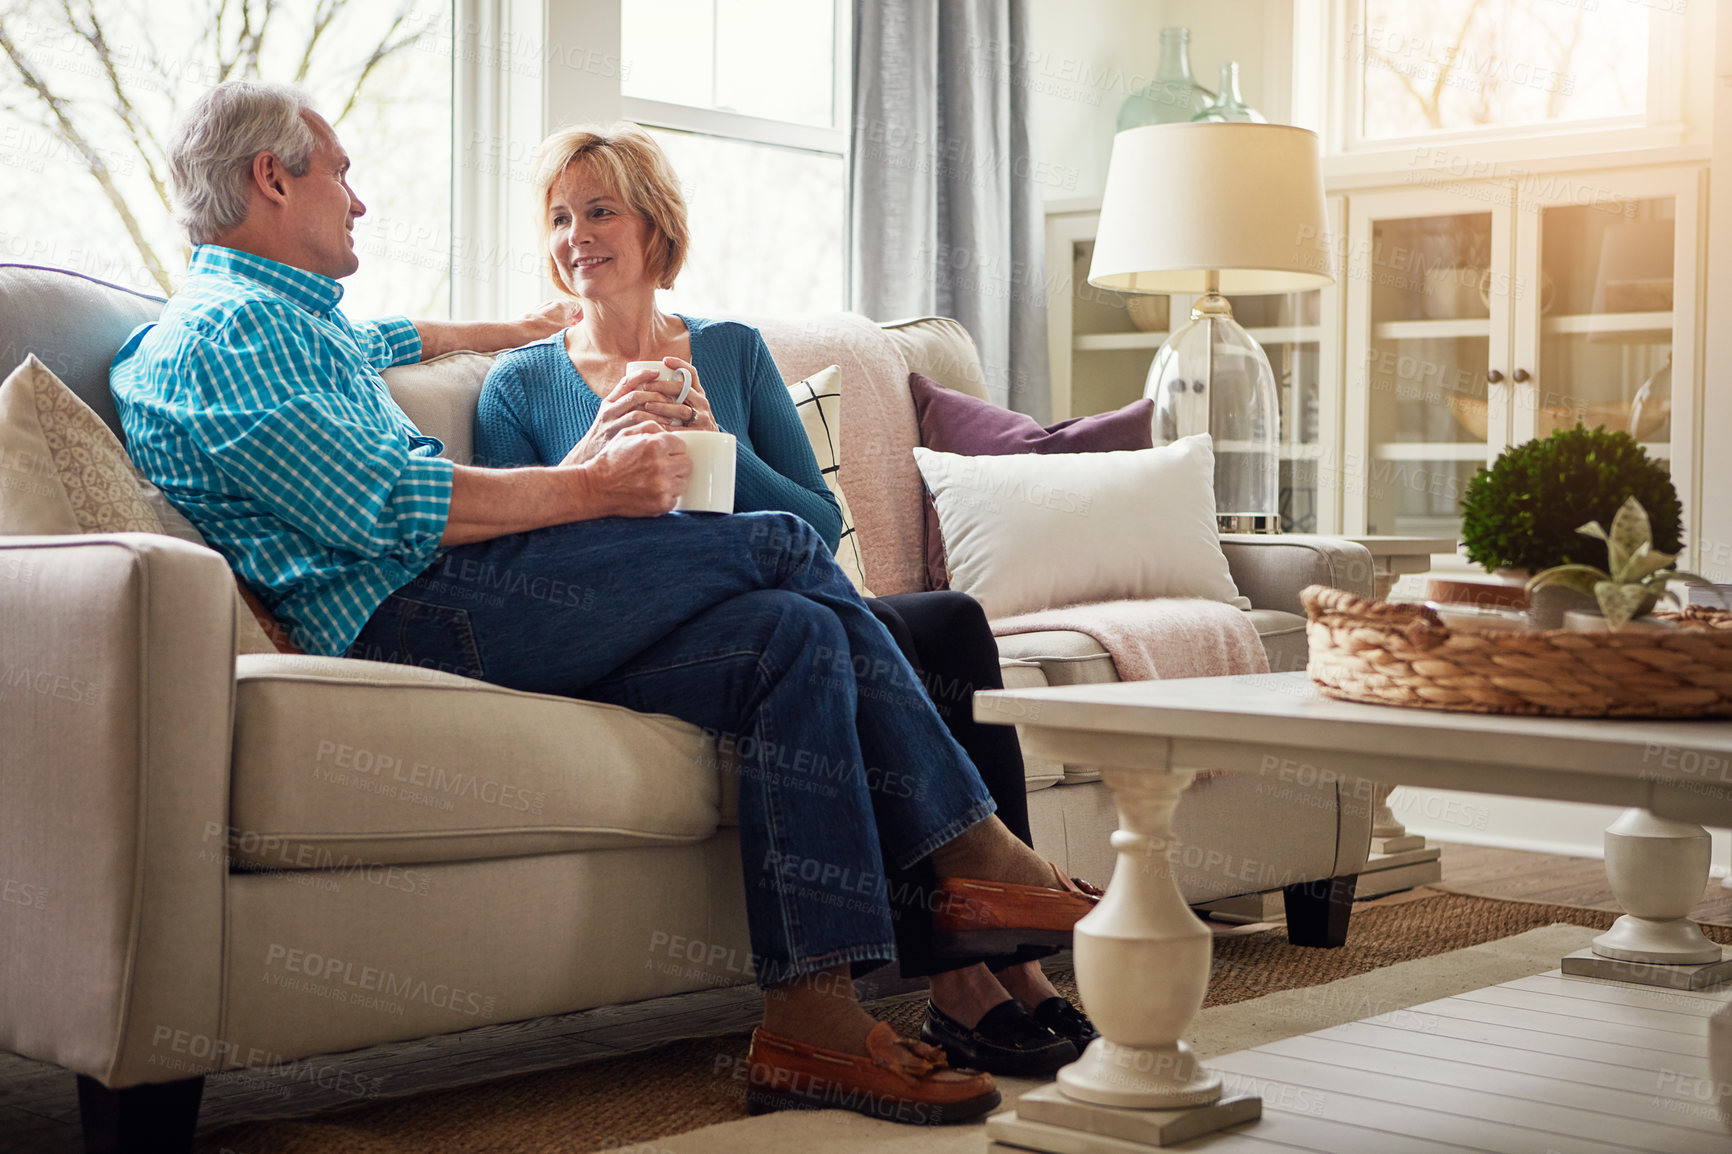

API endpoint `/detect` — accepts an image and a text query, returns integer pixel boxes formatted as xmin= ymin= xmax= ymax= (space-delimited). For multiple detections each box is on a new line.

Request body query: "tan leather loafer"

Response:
xmin=745 ymin=1021 xmax=1000 ymax=1125
xmin=931 ymin=863 xmax=1100 ymax=955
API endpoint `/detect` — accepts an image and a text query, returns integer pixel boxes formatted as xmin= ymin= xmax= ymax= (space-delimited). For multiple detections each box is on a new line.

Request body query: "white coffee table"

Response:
xmin=975 ymin=671 xmax=1732 ymax=1148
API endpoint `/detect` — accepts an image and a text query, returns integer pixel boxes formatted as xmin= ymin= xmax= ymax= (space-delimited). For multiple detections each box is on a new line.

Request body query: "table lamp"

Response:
xmin=1089 ymin=122 xmax=1334 ymax=531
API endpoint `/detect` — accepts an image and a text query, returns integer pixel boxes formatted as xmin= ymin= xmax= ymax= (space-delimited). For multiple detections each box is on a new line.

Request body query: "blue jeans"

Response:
xmin=347 ymin=511 xmax=996 ymax=987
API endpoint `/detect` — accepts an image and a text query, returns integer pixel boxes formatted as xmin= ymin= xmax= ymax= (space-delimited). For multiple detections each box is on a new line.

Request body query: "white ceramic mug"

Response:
xmin=626 ymin=360 xmax=695 ymax=406
xmin=671 ymin=430 xmax=736 ymax=513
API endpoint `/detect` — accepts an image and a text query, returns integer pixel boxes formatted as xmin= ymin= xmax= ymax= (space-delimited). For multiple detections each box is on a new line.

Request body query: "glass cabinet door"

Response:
xmin=1516 ymin=182 xmax=1694 ymax=500
xmin=1345 ymin=193 xmax=1513 ymax=538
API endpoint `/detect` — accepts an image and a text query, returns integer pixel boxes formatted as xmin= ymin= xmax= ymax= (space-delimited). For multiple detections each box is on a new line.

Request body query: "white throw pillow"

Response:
xmin=912 ymin=434 xmax=1241 ymax=620
xmin=785 ymin=365 xmax=873 ymax=597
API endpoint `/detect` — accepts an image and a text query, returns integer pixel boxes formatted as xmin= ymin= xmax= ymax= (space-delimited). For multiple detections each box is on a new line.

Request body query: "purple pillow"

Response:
xmin=908 ymin=371 xmax=1156 ymax=590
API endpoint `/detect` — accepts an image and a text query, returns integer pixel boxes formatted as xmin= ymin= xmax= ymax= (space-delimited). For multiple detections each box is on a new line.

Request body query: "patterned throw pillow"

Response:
xmin=0 ymin=354 xmax=283 ymax=654
xmin=785 ymin=365 xmax=873 ymax=597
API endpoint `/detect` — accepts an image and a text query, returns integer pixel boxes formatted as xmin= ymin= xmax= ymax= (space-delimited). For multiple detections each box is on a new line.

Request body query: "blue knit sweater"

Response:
xmin=473 ymin=316 xmax=844 ymax=551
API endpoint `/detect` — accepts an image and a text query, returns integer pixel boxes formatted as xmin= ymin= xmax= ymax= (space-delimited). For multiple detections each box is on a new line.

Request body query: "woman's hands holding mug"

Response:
xmin=630 ymin=357 xmax=719 ymax=432
xmin=561 ymin=358 xmax=717 ymax=466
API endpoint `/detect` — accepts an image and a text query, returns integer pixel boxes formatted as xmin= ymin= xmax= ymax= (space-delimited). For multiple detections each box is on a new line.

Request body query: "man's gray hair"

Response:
xmin=170 ymin=81 xmax=319 ymax=245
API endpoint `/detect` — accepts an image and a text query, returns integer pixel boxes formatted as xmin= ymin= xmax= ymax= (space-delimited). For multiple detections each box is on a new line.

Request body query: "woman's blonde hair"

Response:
xmin=533 ymin=123 xmax=689 ymax=293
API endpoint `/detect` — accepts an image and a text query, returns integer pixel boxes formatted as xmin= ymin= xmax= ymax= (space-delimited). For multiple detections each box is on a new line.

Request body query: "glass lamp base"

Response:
xmin=1145 ymin=294 xmax=1282 ymax=527
xmin=1218 ymin=513 xmax=1282 ymax=534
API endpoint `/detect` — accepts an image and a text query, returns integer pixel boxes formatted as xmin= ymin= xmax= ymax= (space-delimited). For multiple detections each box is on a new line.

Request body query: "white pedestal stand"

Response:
xmin=1353 ymin=784 xmax=1444 ymax=899
xmin=985 ymin=767 xmax=1260 ymax=1151
xmin=1562 ymin=809 xmax=1732 ymax=990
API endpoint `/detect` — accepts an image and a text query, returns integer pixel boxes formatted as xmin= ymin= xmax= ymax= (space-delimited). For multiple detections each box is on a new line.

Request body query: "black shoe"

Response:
xmin=1030 ymin=996 xmax=1099 ymax=1050
xmin=920 ymin=998 xmax=1078 ymax=1077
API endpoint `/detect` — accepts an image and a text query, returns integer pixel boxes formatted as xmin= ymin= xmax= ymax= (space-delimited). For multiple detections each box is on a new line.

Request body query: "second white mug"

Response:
xmin=671 ymin=429 xmax=736 ymax=513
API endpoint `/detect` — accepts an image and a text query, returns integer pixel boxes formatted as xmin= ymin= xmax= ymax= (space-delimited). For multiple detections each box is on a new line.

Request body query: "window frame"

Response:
xmin=1298 ymin=0 xmax=1699 ymax=173
xmin=617 ymin=0 xmax=850 ymax=155
xmin=619 ymin=0 xmax=851 ymax=310
xmin=452 ymin=0 xmax=851 ymax=321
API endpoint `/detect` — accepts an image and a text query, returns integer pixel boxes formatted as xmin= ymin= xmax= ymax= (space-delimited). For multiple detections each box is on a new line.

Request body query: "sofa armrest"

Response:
xmin=1219 ymin=534 xmax=1375 ymax=617
xmin=0 ymin=534 xmax=235 ymax=1086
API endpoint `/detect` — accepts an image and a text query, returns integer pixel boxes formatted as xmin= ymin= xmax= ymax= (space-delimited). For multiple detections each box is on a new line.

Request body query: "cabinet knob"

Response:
xmin=1513 ymin=368 xmax=1531 ymax=383
xmin=1486 ymin=369 xmax=1504 ymax=384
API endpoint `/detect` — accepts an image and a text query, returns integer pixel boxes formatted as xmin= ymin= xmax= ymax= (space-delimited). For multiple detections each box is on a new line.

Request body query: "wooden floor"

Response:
xmin=1174 ymin=970 xmax=1732 ymax=1152
xmin=3 ymin=841 xmax=1726 ymax=1153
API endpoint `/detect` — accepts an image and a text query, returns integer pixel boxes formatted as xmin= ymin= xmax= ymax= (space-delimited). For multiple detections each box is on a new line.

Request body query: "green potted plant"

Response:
xmin=1527 ymin=496 xmax=1710 ymax=630
xmin=1459 ymin=426 xmax=1682 ymax=626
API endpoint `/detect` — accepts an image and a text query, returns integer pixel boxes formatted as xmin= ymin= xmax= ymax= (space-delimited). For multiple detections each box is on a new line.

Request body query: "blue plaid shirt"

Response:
xmin=111 ymin=246 xmax=451 ymax=657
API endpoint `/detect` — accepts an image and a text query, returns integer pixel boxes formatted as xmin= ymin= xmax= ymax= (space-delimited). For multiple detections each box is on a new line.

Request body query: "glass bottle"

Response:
xmin=1116 ymin=28 xmax=1212 ymax=132
xmin=1193 ymin=62 xmax=1266 ymax=124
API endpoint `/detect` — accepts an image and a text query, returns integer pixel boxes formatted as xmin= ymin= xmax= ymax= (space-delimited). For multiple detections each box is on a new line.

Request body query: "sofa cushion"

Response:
xmin=1246 ymin=607 xmax=1309 ymax=674
xmin=227 ymin=655 xmax=723 ymax=868
xmin=0 ymin=264 xmax=165 ymax=442
xmin=879 ymin=316 xmax=990 ymax=401
xmin=998 ymin=656 xmax=1066 ymax=792
xmin=383 ymin=351 xmax=496 ymax=465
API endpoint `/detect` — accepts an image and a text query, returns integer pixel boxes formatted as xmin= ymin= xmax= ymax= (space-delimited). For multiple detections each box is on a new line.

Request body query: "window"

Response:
xmin=1328 ymin=0 xmax=1684 ymax=152
xmin=1355 ymin=0 xmax=1647 ymax=140
xmin=618 ymin=0 xmax=848 ymax=315
xmin=0 ymin=1 xmax=453 ymax=319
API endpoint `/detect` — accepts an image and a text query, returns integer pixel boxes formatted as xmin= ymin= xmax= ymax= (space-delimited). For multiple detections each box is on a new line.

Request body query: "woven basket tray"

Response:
xmin=1301 ymin=585 xmax=1732 ymax=718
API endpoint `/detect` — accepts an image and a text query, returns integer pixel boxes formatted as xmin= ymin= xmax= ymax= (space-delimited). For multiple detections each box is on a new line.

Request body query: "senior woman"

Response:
xmin=473 ymin=124 xmax=1099 ymax=1082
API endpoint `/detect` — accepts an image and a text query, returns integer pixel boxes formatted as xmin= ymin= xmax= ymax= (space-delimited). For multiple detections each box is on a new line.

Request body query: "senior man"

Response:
xmin=110 ymin=81 xmax=1091 ymax=1125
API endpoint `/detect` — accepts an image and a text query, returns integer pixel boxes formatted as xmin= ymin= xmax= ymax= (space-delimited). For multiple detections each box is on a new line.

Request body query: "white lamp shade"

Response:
xmin=1089 ymin=122 xmax=1334 ymax=295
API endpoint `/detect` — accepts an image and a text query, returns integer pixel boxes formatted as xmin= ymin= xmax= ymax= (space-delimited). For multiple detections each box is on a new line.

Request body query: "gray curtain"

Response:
xmin=851 ymin=0 xmax=1050 ymax=419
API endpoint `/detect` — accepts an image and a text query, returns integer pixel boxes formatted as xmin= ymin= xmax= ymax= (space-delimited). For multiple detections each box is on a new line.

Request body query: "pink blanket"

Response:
xmin=991 ymin=598 xmax=1270 ymax=682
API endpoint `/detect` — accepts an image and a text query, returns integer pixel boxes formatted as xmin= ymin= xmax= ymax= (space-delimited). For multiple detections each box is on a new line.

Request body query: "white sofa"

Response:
xmin=0 ymin=264 xmax=1374 ymax=1152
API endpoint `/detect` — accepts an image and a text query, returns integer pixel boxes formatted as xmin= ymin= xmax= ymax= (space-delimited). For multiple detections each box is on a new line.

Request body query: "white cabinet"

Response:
xmin=1340 ymin=167 xmax=1703 ymax=550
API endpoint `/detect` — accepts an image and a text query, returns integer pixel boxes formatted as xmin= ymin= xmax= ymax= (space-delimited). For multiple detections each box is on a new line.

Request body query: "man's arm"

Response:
xmin=414 ymin=300 xmax=577 ymax=361
xmin=440 ymin=427 xmax=692 ymax=546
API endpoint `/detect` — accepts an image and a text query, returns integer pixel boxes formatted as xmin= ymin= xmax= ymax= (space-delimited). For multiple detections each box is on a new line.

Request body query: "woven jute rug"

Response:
xmin=194 ymin=893 xmax=1732 ymax=1154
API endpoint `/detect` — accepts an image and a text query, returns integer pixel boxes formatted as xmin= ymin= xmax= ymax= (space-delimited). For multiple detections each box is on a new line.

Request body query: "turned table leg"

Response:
xmin=1563 ymin=808 xmax=1732 ymax=989
xmin=981 ymin=730 xmax=1262 ymax=1149
xmin=1059 ymin=766 xmax=1222 ymax=1108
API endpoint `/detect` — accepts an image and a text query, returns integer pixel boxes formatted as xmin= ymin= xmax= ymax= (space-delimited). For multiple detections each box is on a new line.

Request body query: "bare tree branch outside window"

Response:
xmin=1355 ymin=0 xmax=1648 ymax=141
xmin=0 ymin=0 xmax=451 ymax=316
